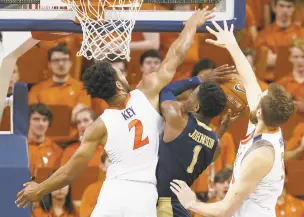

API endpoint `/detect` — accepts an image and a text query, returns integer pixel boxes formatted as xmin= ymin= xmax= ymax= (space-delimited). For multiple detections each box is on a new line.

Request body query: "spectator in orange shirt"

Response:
xmin=277 ymin=39 xmax=304 ymax=123
xmin=276 ymin=169 xmax=304 ymax=217
xmin=60 ymin=108 xmax=103 ymax=167
xmin=28 ymin=43 xmax=91 ymax=145
xmin=27 ymin=104 xmax=63 ymax=177
xmin=285 ymin=123 xmax=304 ymax=160
xmin=80 ymin=152 xmax=110 ymax=217
xmin=92 ymin=56 xmax=128 ymax=115
xmin=193 ymin=168 xmax=232 ymax=217
xmin=256 ymin=0 xmax=304 ymax=82
xmin=32 ymin=185 xmax=79 ymax=217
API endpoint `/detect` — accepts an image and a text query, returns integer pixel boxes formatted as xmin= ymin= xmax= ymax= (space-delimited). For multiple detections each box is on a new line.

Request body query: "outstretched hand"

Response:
xmin=185 ymin=7 xmax=215 ymax=29
xmin=170 ymin=180 xmax=197 ymax=209
xmin=197 ymin=64 xmax=237 ymax=83
xmin=205 ymin=20 xmax=238 ymax=48
xmin=15 ymin=181 xmax=42 ymax=208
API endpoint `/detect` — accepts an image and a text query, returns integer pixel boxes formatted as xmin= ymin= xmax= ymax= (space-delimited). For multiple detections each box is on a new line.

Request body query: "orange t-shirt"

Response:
xmin=92 ymin=98 xmax=109 ymax=116
xmin=194 ymin=132 xmax=236 ymax=192
xmin=286 ymin=123 xmax=304 ymax=160
xmin=277 ymin=76 xmax=304 ymax=100
xmin=79 ymin=180 xmax=104 ymax=217
xmin=28 ymin=77 xmax=91 ymax=143
xmin=246 ymin=0 xmax=271 ymax=28
xmin=28 ymin=137 xmax=63 ymax=176
xmin=60 ymin=142 xmax=104 ymax=167
xmin=276 ymin=194 xmax=304 ymax=217
xmin=32 ymin=206 xmax=79 ymax=217
xmin=256 ymin=24 xmax=304 ymax=81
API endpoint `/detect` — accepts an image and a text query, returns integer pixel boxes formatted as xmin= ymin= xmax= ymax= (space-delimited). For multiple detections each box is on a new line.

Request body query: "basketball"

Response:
xmin=220 ymin=74 xmax=248 ymax=116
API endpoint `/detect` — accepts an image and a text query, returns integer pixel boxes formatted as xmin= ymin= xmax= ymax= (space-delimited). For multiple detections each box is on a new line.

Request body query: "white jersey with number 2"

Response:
xmin=232 ymin=122 xmax=285 ymax=217
xmin=100 ymin=89 xmax=163 ymax=185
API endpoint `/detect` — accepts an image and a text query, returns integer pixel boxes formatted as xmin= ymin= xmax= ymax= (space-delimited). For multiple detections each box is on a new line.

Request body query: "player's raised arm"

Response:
xmin=170 ymin=141 xmax=275 ymax=217
xmin=205 ymin=20 xmax=262 ymax=111
xmin=15 ymin=118 xmax=107 ymax=208
xmin=138 ymin=8 xmax=214 ymax=102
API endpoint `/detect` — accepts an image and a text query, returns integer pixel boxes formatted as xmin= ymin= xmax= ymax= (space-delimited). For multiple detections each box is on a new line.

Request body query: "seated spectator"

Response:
xmin=256 ymin=0 xmax=304 ymax=82
xmin=27 ymin=104 xmax=62 ymax=178
xmin=80 ymin=152 xmax=110 ymax=217
xmin=28 ymin=43 xmax=91 ymax=145
xmin=285 ymin=123 xmax=304 ymax=160
xmin=276 ymin=169 xmax=304 ymax=217
xmin=193 ymin=168 xmax=232 ymax=217
xmin=92 ymin=56 xmax=128 ymax=116
xmin=32 ymin=185 xmax=79 ymax=217
xmin=277 ymin=39 xmax=304 ymax=124
xmin=60 ymin=108 xmax=103 ymax=167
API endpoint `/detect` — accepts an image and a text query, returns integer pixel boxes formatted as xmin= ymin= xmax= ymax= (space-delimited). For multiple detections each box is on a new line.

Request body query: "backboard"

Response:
xmin=0 ymin=0 xmax=246 ymax=33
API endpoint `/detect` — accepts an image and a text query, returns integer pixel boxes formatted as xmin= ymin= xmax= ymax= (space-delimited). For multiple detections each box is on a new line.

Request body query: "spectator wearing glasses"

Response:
xmin=28 ymin=43 xmax=91 ymax=145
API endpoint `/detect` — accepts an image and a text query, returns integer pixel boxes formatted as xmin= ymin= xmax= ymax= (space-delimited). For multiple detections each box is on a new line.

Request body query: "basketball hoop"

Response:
xmin=63 ymin=0 xmax=143 ymax=61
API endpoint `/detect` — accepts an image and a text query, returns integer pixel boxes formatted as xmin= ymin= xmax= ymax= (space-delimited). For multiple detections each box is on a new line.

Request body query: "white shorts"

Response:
xmin=90 ymin=179 xmax=158 ymax=217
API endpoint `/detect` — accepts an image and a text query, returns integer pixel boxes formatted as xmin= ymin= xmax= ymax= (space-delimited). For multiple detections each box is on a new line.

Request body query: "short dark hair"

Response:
xmin=260 ymin=83 xmax=294 ymax=127
xmin=274 ymin=0 xmax=296 ymax=5
xmin=29 ymin=103 xmax=53 ymax=124
xmin=192 ymin=59 xmax=216 ymax=77
xmin=198 ymin=81 xmax=227 ymax=118
xmin=106 ymin=54 xmax=128 ymax=70
xmin=48 ymin=43 xmax=71 ymax=61
xmin=82 ymin=61 xmax=118 ymax=100
xmin=214 ymin=168 xmax=233 ymax=184
xmin=140 ymin=49 xmax=162 ymax=65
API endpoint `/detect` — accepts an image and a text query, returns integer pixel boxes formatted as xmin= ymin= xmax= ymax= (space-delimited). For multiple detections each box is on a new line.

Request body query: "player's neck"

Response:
xmin=191 ymin=112 xmax=210 ymax=125
xmin=254 ymin=121 xmax=278 ymax=137
xmin=275 ymin=18 xmax=292 ymax=29
xmin=107 ymin=93 xmax=129 ymax=109
xmin=52 ymin=198 xmax=65 ymax=214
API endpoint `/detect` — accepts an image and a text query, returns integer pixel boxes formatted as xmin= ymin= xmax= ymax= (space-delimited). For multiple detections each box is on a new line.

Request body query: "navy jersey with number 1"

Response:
xmin=156 ymin=114 xmax=219 ymax=217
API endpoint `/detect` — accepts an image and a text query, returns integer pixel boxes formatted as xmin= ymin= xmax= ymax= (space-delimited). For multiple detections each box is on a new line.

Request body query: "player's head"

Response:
xmin=100 ymin=151 xmax=110 ymax=173
xmin=249 ymin=83 xmax=294 ymax=128
xmin=74 ymin=108 xmax=98 ymax=137
xmin=290 ymin=39 xmax=304 ymax=74
xmin=48 ymin=43 xmax=72 ymax=78
xmin=185 ymin=81 xmax=227 ymax=119
xmin=140 ymin=49 xmax=162 ymax=75
xmin=28 ymin=103 xmax=53 ymax=137
xmin=83 ymin=61 xmax=130 ymax=100
xmin=273 ymin=0 xmax=295 ymax=21
xmin=213 ymin=168 xmax=232 ymax=200
xmin=192 ymin=59 xmax=216 ymax=77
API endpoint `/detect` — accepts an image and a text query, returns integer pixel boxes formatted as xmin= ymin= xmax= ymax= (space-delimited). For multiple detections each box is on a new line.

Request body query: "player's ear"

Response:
xmin=116 ymin=81 xmax=124 ymax=90
xmin=194 ymin=103 xmax=200 ymax=113
xmin=256 ymin=108 xmax=262 ymax=119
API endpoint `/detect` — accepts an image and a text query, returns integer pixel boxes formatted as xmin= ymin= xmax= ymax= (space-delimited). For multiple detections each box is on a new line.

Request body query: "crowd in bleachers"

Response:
xmin=0 ymin=0 xmax=303 ymax=216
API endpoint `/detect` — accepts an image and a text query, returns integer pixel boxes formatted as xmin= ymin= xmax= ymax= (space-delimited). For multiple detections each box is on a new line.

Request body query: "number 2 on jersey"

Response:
xmin=128 ymin=119 xmax=149 ymax=150
xmin=187 ymin=145 xmax=202 ymax=173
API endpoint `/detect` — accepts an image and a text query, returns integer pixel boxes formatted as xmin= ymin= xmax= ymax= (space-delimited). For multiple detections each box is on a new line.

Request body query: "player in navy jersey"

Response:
xmin=157 ymin=65 xmax=238 ymax=217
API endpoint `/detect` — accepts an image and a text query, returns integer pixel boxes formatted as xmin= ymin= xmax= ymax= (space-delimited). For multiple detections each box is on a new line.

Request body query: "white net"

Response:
xmin=63 ymin=0 xmax=143 ymax=61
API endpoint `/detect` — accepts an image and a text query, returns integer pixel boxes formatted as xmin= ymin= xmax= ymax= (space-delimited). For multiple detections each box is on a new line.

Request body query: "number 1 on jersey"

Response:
xmin=129 ymin=119 xmax=149 ymax=150
xmin=187 ymin=145 xmax=202 ymax=173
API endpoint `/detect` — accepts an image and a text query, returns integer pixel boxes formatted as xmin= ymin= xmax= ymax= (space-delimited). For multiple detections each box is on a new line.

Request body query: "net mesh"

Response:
xmin=63 ymin=0 xmax=143 ymax=61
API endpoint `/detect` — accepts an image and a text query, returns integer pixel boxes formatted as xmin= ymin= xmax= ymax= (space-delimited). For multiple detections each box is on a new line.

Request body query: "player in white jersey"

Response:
xmin=169 ymin=20 xmax=295 ymax=217
xmin=15 ymin=9 xmax=215 ymax=217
